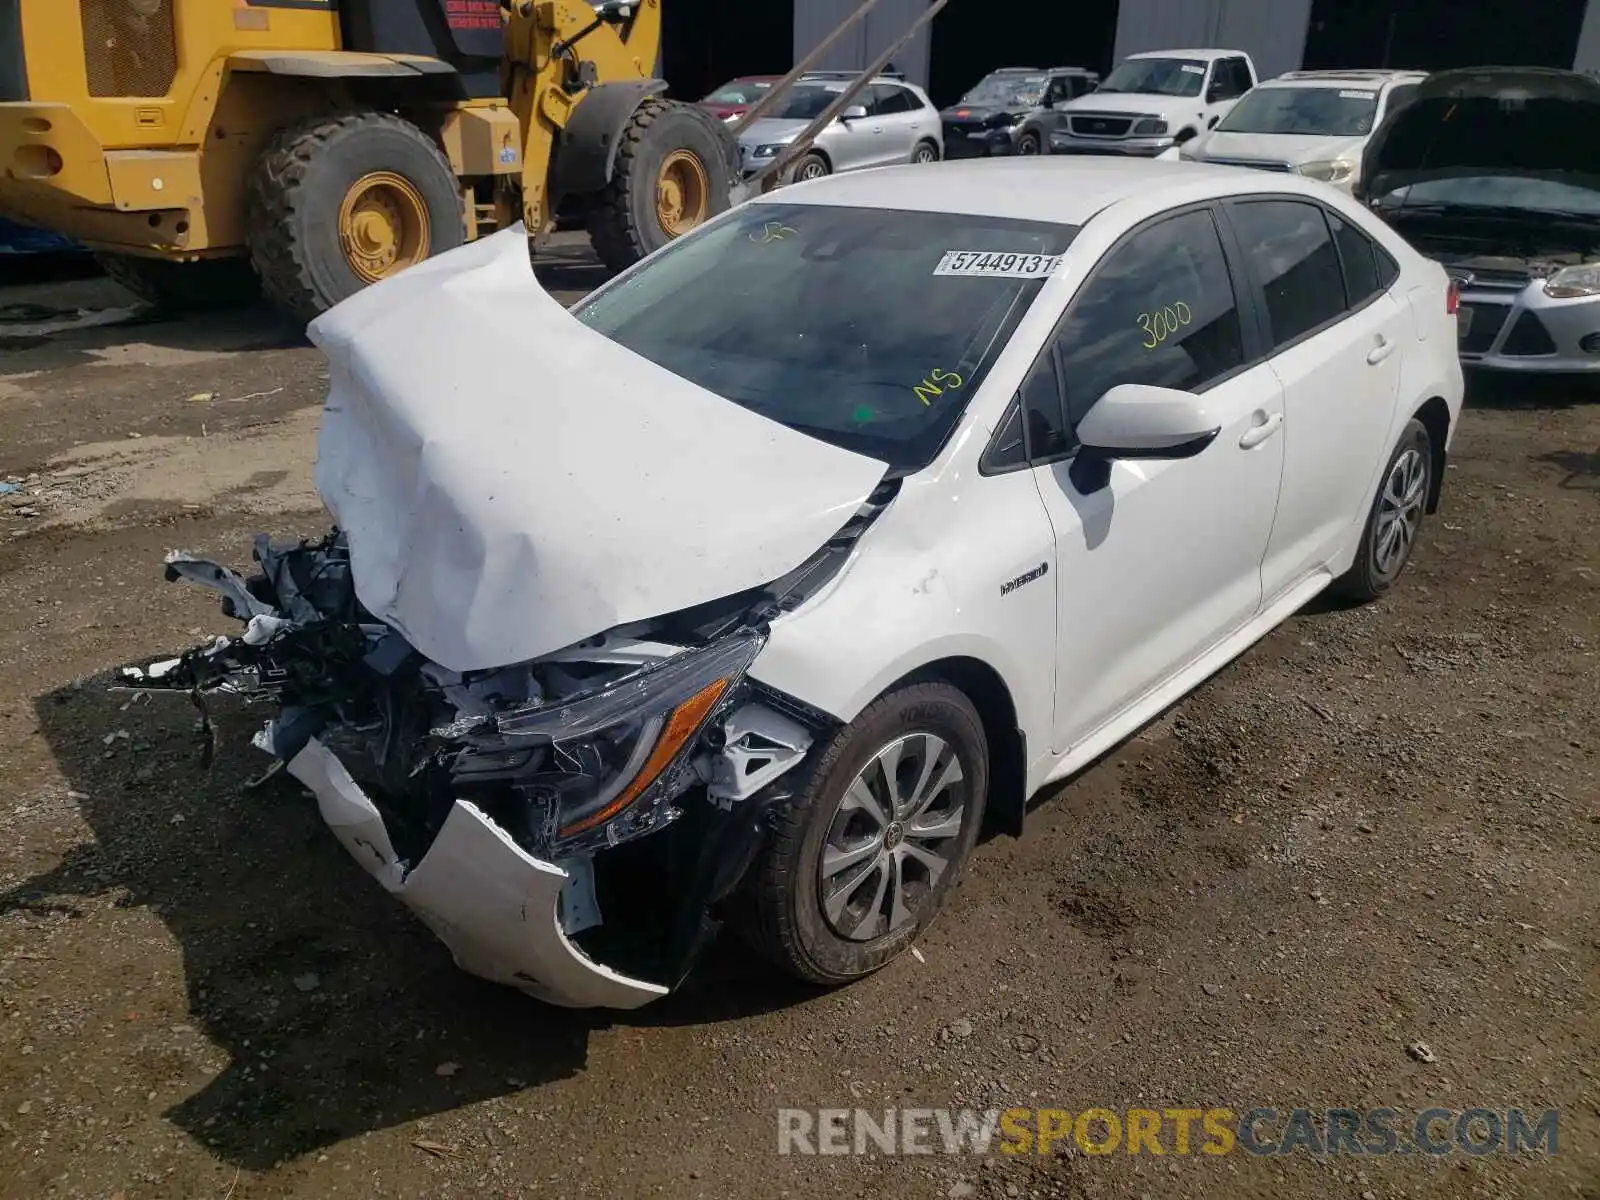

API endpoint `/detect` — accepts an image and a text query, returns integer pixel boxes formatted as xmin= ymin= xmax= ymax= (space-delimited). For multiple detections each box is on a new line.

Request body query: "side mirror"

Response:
xmin=839 ymin=104 xmax=868 ymax=122
xmin=1077 ymin=384 xmax=1220 ymax=458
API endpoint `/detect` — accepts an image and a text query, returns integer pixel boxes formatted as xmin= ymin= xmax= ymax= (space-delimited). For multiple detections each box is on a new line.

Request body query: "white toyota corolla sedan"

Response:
xmin=125 ymin=157 xmax=1464 ymax=1009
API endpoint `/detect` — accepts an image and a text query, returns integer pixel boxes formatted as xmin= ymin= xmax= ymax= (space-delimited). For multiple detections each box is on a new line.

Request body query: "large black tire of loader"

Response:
xmin=586 ymin=98 xmax=733 ymax=274
xmin=96 ymin=254 xmax=260 ymax=312
xmin=245 ymin=111 xmax=466 ymax=326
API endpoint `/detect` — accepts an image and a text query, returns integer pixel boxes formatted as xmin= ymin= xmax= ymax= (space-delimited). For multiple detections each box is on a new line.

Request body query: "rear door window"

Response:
xmin=873 ymin=85 xmax=915 ymax=115
xmin=1227 ymin=200 xmax=1347 ymax=348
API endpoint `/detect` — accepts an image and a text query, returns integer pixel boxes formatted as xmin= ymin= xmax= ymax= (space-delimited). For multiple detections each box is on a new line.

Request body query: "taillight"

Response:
xmin=1446 ymin=278 xmax=1461 ymax=315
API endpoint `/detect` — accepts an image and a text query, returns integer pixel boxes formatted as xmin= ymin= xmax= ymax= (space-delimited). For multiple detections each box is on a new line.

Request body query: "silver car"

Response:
xmin=1178 ymin=69 xmax=1426 ymax=192
xmin=738 ymin=77 xmax=943 ymax=181
xmin=1357 ymin=66 xmax=1600 ymax=373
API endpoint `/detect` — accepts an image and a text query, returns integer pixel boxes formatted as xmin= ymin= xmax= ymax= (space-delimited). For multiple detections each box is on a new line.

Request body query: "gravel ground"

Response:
xmin=0 ymin=258 xmax=1596 ymax=1200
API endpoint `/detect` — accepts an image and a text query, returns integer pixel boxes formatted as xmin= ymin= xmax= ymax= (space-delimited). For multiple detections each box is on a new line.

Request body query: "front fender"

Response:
xmin=746 ymin=466 xmax=1057 ymax=766
xmin=551 ymin=79 xmax=668 ymax=197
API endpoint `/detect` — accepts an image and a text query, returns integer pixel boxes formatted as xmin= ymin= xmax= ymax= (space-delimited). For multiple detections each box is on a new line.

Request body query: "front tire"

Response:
xmin=746 ymin=682 xmax=988 ymax=986
xmin=246 ymin=111 xmax=466 ymax=326
xmin=791 ymin=151 xmax=831 ymax=183
xmin=1016 ymin=130 xmax=1042 ymax=155
xmin=1335 ymin=417 xmax=1433 ymax=602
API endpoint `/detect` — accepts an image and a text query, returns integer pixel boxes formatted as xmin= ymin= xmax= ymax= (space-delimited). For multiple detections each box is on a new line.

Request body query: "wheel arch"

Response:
xmin=551 ymin=79 xmax=669 ymax=197
xmin=882 ymin=656 xmax=1028 ymax=840
xmin=1414 ymin=395 xmax=1451 ymax=513
xmin=794 ymin=144 xmax=833 ymax=174
xmin=1174 ymin=126 xmax=1199 ymax=143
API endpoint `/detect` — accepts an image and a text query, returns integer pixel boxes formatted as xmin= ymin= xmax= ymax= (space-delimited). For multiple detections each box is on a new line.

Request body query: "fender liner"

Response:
xmin=552 ymin=79 xmax=669 ymax=197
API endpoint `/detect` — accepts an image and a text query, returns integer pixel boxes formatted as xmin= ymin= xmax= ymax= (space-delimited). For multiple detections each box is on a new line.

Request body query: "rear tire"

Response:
xmin=246 ymin=111 xmax=466 ymax=326
xmin=585 ymin=99 xmax=733 ymax=273
xmin=912 ymin=138 xmax=940 ymax=164
xmin=744 ymin=682 xmax=988 ymax=986
xmin=1334 ymin=418 xmax=1433 ymax=602
xmin=96 ymin=254 xmax=260 ymax=312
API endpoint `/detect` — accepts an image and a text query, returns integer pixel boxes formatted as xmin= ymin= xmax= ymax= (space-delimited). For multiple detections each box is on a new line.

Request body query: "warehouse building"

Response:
xmin=665 ymin=0 xmax=1600 ymax=108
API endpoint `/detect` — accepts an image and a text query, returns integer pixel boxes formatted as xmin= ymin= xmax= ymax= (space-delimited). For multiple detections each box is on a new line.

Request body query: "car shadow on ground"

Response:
xmin=7 ymin=677 xmax=821 ymax=1169
xmin=1464 ymin=368 xmax=1600 ymax=410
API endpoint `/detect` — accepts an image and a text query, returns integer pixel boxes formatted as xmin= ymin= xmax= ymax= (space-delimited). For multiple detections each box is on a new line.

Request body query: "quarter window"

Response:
xmin=1051 ymin=208 xmax=1247 ymax=428
xmin=1230 ymin=200 xmax=1346 ymax=348
xmin=1019 ymin=346 xmax=1072 ymax=459
xmin=1327 ymin=210 xmax=1382 ymax=305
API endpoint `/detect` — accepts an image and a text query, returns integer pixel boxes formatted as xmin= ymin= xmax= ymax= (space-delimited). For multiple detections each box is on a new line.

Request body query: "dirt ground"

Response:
xmin=0 ymin=249 xmax=1596 ymax=1200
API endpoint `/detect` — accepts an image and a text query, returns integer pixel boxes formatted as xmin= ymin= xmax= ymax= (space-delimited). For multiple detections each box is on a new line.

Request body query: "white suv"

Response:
xmin=1176 ymin=69 xmax=1427 ymax=191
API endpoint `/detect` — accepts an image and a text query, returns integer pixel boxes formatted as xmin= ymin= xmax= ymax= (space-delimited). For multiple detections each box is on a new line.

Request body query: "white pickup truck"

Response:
xmin=1047 ymin=48 xmax=1256 ymax=157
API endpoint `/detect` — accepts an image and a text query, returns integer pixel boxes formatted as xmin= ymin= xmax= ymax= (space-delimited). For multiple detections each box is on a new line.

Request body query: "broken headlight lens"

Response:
xmin=465 ymin=632 xmax=766 ymax=846
xmin=1543 ymin=263 xmax=1600 ymax=299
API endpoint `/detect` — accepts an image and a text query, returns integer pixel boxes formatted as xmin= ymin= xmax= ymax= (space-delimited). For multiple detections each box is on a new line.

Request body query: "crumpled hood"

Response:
xmin=1359 ymin=66 xmax=1600 ymax=201
xmin=940 ymin=103 xmax=1024 ymax=125
xmin=1189 ymin=130 xmax=1365 ymax=166
xmin=305 ymin=226 xmax=887 ymax=674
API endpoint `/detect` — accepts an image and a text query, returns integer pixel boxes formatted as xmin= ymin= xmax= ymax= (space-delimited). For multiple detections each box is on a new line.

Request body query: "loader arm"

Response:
xmin=502 ymin=0 xmax=662 ymax=234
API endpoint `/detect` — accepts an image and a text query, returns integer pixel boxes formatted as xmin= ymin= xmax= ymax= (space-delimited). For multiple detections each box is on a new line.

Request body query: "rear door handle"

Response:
xmin=1366 ymin=335 xmax=1397 ymax=364
xmin=1239 ymin=411 xmax=1283 ymax=449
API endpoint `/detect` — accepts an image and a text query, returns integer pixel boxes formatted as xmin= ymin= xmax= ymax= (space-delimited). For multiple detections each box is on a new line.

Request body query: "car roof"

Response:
xmin=1126 ymin=48 xmax=1238 ymax=61
xmin=749 ymin=156 xmax=1331 ymax=225
xmin=799 ymin=74 xmax=913 ymax=85
xmin=1269 ymin=69 xmax=1428 ymax=87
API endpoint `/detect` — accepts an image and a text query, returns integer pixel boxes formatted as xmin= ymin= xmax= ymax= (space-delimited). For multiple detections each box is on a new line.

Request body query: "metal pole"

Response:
xmin=741 ymin=0 xmax=950 ymax=198
xmin=729 ymin=0 xmax=888 ymax=136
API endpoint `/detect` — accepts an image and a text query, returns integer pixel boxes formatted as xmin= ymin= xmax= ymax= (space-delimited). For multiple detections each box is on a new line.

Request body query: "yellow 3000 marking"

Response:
xmin=913 ymin=367 xmax=964 ymax=406
xmin=1137 ymin=300 xmax=1193 ymax=349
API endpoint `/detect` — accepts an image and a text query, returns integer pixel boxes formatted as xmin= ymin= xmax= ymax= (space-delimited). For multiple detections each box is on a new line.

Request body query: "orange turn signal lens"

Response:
xmin=557 ymin=677 xmax=730 ymax=837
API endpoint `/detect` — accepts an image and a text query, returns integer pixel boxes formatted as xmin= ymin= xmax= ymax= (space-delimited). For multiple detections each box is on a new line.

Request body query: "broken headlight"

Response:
xmin=452 ymin=632 xmax=766 ymax=853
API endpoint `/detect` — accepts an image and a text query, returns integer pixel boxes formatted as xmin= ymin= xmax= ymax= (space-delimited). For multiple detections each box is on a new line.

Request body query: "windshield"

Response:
xmin=959 ymin=73 xmax=1047 ymax=107
xmin=575 ymin=204 xmax=1078 ymax=471
xmin=705 ymin=80 xmax=772 ymax=105
xmin=1376 ymin=176 xmax=1600 ymax=218
xmin=1098 ymin=58 xmax=1206 ymax=98
xmin=1217 ymin=86 xmax=1377 ymax=135
xmin=768 ymin=85 xmax=845 ymax=121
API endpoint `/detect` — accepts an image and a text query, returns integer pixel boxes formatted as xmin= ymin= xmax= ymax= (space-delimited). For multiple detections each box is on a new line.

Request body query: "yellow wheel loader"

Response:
xmin=0 ymin=0 xmax=739 ymax=322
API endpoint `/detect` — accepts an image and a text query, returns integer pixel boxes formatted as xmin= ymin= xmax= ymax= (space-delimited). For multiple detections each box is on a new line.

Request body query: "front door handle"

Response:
xmin=1366 ymin=335 xmax=1397 ymax=365
xmin=1239 ymin=411 xmax=1284 ymax=449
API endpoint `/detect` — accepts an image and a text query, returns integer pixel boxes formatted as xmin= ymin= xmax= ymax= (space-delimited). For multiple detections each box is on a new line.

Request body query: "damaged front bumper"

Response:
xmin=288 ymin=738 xmax=665 ymax=1008
xmin=119 ymin=531 xmax=827 ymax=1008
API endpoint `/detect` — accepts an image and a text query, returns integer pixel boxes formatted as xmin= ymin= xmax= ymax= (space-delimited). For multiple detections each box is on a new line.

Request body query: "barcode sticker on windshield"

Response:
xmin=935 ymin=250 xmax=1064 ymax=279
xmin=1181 ymin=64 xmax=1206 ymax=74
xmin=1339 ymin=89 xmax=1376 ymax=99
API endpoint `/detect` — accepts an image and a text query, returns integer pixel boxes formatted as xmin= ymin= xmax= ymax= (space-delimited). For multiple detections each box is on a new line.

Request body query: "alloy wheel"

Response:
xmin=1374 ymin=447 xmax=1427 ymax=578
xmin=818 ymin=733 xmax=967 ymax=942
